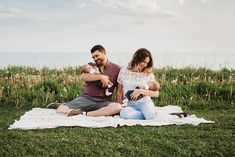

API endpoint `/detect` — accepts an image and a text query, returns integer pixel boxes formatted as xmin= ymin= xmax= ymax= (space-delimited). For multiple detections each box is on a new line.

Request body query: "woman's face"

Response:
xmin=137 ymin=57 xmax=150 ymax=71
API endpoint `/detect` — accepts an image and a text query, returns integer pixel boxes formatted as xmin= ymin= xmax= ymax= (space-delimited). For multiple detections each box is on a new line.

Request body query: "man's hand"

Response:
xmin=100 ymin=75 xmax=112 ymax=88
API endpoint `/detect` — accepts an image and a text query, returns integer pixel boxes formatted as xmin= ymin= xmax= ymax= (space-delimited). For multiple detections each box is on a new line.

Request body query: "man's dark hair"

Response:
xmin=91 ymin=45 xmax=106 ymax=54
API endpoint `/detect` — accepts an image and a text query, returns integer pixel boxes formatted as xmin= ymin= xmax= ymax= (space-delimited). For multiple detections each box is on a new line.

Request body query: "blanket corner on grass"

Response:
xmin=9 ymin=105 xmax=214 ymax=130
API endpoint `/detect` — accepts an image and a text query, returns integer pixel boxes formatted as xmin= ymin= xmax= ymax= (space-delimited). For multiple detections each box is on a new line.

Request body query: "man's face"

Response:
xmin=91 ymin=50 xmax=106 ymax=66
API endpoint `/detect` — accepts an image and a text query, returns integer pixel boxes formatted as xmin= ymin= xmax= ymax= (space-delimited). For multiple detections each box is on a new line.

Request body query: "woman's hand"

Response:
xmin=130 ymin=89 xmax=143 ymax=101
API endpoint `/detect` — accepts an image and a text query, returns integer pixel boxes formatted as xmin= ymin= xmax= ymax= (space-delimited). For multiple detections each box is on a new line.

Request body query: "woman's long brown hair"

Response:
xmin=128 ymin=48 xmax=154 ymax=73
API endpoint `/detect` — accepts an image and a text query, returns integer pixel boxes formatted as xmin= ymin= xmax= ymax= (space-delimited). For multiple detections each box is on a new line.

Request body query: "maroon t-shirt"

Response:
xmin=84 ymin=60 xmax=120 ymax=100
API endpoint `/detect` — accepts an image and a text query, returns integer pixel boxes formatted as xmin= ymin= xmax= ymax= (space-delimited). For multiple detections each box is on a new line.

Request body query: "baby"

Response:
xmin=82 ymin=64 xmax=100 ymax=74
xmin=123 ymin=81 xmax=160 ymax=105
xmin=82 ymin=63 xmax=113 ymax=96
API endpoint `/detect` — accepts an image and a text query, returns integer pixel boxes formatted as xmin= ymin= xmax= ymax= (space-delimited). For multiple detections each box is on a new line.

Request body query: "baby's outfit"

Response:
xmin=89 ymin=65 xmax=113 ymax=96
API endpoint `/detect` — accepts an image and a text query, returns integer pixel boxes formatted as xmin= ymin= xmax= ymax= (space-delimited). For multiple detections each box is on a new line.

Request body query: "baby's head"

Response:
xmin=148 ymin=81 xmax=160 ymax=91
xmin=82 ymin=64 xmax=92 ymax=73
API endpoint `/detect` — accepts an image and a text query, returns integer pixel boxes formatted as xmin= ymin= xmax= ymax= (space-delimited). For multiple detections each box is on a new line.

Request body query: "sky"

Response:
xmin=0 ymin=0 xmax=234 ymax=54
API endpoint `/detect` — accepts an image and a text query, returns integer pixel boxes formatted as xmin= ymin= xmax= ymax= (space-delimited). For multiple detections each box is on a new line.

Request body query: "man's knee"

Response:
xmin=109 ymin=103 xmax=122 ymax=113
xmin=114 ymin=103 xmax=122 ymax=113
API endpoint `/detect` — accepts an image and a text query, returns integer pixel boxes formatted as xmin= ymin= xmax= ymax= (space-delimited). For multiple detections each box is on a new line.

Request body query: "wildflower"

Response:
xmin=229 ymin=76 xmax=233 ymax=81
xmin=63 ymin=87 xmax=67 ymax=92
xmin=194 ymin=76 xmax=200 ymax=81
xmin=171 ymin=79 xmax=177 ymax=85
xmin=31 ymin=75 xmax=37 ymax=80
xmin=161 ymin=74 xmax=166 ymax=81
xmin=15 ymin=73 xmax=20 ymax=78
xmin=230 ymin=86 xmax=233 ymax=97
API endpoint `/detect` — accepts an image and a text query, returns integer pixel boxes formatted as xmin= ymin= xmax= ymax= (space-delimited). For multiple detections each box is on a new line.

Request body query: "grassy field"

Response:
xmin=0 ymin=66 xmax=234 ymax=156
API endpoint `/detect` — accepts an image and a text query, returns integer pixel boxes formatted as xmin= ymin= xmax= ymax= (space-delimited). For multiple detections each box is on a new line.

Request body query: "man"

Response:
xmin=47 ymin=45 xmax=122 ymax=116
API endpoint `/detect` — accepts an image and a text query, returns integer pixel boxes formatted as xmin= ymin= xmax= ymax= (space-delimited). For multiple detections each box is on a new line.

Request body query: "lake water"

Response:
xmin=0 ymin=53 xmax=234 ymax=70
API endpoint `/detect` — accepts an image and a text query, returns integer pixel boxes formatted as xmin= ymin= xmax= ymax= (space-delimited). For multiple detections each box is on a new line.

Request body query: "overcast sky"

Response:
xmin=0 ymin=0 xmax=234 ymax=53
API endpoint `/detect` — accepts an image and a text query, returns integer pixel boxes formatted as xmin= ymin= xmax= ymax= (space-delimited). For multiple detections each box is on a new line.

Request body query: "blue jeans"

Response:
xmin=120 ymin=101 xmax=156 ymax=120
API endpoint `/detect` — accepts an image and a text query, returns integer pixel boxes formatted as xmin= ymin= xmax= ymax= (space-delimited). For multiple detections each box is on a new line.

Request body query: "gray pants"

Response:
xmin=64 ymin=94 xmax=113 ymax=112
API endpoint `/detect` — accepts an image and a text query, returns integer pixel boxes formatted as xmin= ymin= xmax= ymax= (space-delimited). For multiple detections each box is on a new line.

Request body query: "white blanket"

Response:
xmin=9 ymin=105 xmax=214 ymax=130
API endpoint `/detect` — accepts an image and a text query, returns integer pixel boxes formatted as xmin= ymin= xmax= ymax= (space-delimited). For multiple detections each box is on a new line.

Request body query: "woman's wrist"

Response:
xmin=144 ymin=84 xmax=149 ymax=90
xmin=139 ymin=88 xmax=144 ymax=95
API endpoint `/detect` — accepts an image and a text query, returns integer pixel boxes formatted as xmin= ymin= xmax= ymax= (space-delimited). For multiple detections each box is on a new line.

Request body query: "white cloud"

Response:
xmin=0 ymin=4 xmax=23 ymax=19
xmin=67 ymin=0 xmax=176 ymax=17
xmin=178 ymin=0 xmax=185 ymax=5
xmin=105 ymin=0 xmax=160 ymax=13
xmin=0 ymin=3 xmax=74 ymax=27
xmin=0 ymin=0 xmax=234 ymax=53
xmin=178 ymin=0 xmax=210 ymax=5
xmin=200 ymin=0 xmax=210 ymax=3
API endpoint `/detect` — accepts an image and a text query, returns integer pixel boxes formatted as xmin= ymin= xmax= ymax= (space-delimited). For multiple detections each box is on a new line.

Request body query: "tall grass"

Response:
xmin=1 ymin=66 xmax=234 ymax=110
xmin=0 ymin=66 xmax=84 ymax=108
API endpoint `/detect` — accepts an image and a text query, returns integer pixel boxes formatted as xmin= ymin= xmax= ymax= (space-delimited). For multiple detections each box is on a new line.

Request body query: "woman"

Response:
xmin=116 ymin=48 xmax=160 ymax=120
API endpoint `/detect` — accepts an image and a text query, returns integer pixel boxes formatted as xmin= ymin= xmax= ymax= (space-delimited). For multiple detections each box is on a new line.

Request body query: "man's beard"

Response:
xmin=95 ymin=58 xmax=103 ymax=66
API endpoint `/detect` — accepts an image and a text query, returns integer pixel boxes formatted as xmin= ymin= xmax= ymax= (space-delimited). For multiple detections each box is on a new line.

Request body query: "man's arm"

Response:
xmin=116 ymin=84 xmax=123 ymax=104
xmin=80 ymin=73 xmax=112 ymax=87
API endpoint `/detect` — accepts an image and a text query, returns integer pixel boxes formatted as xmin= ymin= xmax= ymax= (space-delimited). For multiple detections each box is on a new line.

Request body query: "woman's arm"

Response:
xmin=139 ymin=89 xmax=159 ymax=97
xmin=116 ymin=84 xmax=124 ymax=104
xmin=130 ymin=89 xmax=159 ymax=100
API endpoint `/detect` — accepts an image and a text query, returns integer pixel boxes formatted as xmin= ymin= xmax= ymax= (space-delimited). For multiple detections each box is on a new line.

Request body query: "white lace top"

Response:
xmin=117 ymin=67 xmax=155 ymax=101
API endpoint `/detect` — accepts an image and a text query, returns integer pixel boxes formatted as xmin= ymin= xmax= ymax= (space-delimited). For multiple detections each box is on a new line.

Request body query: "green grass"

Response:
xmin=0 ymin=66 xmax=234 ymax=156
